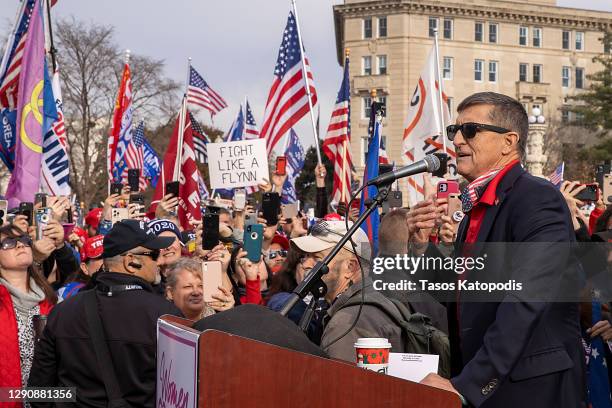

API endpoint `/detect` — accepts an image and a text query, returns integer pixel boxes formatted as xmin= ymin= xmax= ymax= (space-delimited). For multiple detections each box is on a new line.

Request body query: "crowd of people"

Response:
xmin=0 ymin=92 xmax=609 ymax=407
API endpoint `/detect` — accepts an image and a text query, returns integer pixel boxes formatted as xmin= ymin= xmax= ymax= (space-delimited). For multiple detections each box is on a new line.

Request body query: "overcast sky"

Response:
xmin=3 ymin=0 xmax=611 ymax=146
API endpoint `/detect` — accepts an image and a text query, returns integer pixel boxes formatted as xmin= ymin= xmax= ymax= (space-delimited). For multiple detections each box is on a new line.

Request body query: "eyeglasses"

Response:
xmin=267 ymin=250 xmax=288 ymax=260
xmin=128 ymin=250 xmax=160 ymax=261
xmin=446 ymin=122 xmax=510 ymax=141
xmin=0 ymin=235 xmax=32 ymax=250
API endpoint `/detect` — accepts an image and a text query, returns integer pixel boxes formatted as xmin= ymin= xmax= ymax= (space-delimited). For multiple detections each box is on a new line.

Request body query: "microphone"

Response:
xmin=366 ymin=154 xmax=441 ymax=187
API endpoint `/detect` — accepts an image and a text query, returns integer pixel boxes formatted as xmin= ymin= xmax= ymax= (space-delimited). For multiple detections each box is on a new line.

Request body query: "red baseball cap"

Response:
xmin=323 ymin=213 xmax=342 ymax=221
xmin=83 ymin=235 xmax=104 ymax=262
xmin=85 ymin=208 xmax=103 ymax=229
xmin=271 ymin=234 xmax=290 ymax=251
xmin=72 ymin=226 xmax=88 ymax=244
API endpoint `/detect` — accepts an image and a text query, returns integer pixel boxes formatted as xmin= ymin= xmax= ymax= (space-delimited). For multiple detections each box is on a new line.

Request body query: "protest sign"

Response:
xmin=207 ymin=138 xmax=268 ymax=190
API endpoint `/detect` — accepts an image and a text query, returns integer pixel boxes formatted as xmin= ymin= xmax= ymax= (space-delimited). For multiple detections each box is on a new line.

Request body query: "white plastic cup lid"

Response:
xmin=354 ymin=337 xmax=391 ymax=349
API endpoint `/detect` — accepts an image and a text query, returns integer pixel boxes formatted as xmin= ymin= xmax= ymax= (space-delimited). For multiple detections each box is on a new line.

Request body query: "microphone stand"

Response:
xmin=280 ymin=184 xmax=391 ymax=318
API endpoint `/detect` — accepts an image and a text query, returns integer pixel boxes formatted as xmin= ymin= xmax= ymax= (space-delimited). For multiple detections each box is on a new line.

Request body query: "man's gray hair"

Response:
xmin=103 ymin=255 xmax=123 ymax=268
xmin=457 ymin=92 xmax=529 ymax=160
xmin=165 ymin=257 xmax=202 ymax=289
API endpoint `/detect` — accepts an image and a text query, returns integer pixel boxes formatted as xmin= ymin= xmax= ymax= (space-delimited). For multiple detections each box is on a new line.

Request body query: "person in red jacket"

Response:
xmin=0 ymin=224 xmax=57 ymax=407
xmin=229 ymin=247 xmax=268 ymax=305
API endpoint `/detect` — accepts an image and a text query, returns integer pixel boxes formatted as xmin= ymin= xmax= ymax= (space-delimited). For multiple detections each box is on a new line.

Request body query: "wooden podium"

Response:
xmin=157 ymin=315 xmax=461 ymax=408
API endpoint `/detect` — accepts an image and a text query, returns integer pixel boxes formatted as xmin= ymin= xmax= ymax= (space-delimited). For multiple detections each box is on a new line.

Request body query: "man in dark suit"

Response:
xmin=414 ymin=92 xmax=585 ymax=407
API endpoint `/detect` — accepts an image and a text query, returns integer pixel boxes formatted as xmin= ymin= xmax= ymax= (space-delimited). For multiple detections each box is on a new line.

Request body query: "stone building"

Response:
xmin=332 ymin=0 xmax=612 ymax=175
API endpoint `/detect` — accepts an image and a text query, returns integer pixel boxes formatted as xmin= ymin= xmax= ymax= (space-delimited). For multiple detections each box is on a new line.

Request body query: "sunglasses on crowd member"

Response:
xmin=0 ymin=235 xmax=33 ymax=250
xmin=446 ymin=122 xmax=511 ymax=141
xmin=267 ymin=249 xmax=288 ymax=260
xmin=127 ymin=250 xmax=160 ymax=261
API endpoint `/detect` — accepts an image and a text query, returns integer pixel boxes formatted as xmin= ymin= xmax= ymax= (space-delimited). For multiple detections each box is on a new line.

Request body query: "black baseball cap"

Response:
xmin=102 ymin=219 xmax=175 ymax=259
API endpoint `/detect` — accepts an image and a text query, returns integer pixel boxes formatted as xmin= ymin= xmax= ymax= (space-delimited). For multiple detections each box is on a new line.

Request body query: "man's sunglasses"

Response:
xmin=1 ymin=235 xmax=33 ymax=250
xmin=128 ymin=250 xmax=160 ymax=261
xmin=267 ymin=250 xmax=288 ymax=260
xmin=446 ymin=122 xmax=510 ymax=141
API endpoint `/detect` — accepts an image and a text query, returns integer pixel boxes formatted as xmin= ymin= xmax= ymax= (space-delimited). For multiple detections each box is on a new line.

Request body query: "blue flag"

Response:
xmin=586 ymin=301 xmax=612 ymax=407
xmin=281 ymin=129 xmax=305 ymax=204
xmin=0 ymin=109 xmax=16 ymax=171
xmin=225 ymin=106 xmax=244 ymax=142
xmin=142 ymin=138 xmax=160 ymax=188
xmin=359 ymin=108 xmax=382 ymax=255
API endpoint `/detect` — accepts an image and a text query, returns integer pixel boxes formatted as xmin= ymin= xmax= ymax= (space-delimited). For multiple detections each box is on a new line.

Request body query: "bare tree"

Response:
xmin=56 ymin=17 xmax=180 ymax=209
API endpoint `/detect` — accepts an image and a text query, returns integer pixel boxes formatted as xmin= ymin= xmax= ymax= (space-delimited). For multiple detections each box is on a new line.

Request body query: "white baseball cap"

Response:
xmin=291 ymin=220 xmax=371 ymax=260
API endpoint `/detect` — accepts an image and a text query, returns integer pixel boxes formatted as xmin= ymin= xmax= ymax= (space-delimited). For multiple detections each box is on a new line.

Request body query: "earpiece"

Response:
xmin=128 ymin=262 xmax=142 ymax=270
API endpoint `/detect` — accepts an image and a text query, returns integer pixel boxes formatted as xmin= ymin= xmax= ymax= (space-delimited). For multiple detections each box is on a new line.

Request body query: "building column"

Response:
xmin=525 ymin=108 xmax=547 ymax=177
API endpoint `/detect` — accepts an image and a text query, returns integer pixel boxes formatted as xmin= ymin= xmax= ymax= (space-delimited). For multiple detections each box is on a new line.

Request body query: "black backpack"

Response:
xmin=339 ymin=295 xmax=451 ymax=378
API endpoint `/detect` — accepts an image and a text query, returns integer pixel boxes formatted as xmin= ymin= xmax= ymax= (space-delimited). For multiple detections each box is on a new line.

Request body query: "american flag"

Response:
xmin=0 ymin=0 xmax=35 ymax=109
xmin=548 ymin=162 xmax=564 ymax=187
xmin=124 ymin=120 xmax=147 ymax=191
xmin=244 ymin=100 xmax=260 ymax=139
xmin=186 ymin=66 xmax=227 ymax=117
xmin=261 ymin=11 xmax=317 ymax=155
xmin=190 ymin=112 xmax=210 ymax=163
xmin=322 ymin=54 xmax=352 ymax=204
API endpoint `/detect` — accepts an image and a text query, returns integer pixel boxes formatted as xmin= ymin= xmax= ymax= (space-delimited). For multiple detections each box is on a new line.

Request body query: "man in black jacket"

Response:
xmin=414 ymin=92 xmax=585 ymax=407
xmin=29 ymin=219 xmax=182 ymax=407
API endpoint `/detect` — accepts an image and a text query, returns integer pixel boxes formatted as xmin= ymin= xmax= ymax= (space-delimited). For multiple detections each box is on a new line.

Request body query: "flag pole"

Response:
xmin=0 ymin=0 xmax=27 ymax=77
xmin=433 ymin=28 xmax=448 ymax=156
xmin=340 ymin=47 xmax=350 ymax=204
xmin=44 ymin=0 xmax=57 ymax=71
xmin=290 ymin=0 xmax=322 ymax=166
xmin=174 ymin=57 xmax=191 ymax=181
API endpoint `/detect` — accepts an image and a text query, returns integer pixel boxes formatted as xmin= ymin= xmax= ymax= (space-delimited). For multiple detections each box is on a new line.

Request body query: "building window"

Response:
xmin=489 ymin=23 xmax=498 ymax=43
xmin=378 ymin=96 xmax=387 ymax=117
xmin=575 ymin=32 xmax=584 ymax=51
xmin=533 ymin=64 xmax=542 ymax=83
xmin=489 ymin=61 xmax=498 ymax=82
xmin=474 ymin=59 xmax=484 ymax=81
xmin=442 ymin=57 xmax=453 ymax=79
xmin=575 ymin=67 xmax=584 ymax=89
xmin=446 ymin=97 xmax=454 ymax=115
xmin=378 ymin=16 xmax=387 ymax=37
xmin=360 ymin=136 xmax=368 ymax=166
xmin=363 ymin=96 xmax=372 ymax=119
xmin=562 ymin=66 xmax=570 ymax=88
xmin=443 ymin=19 xmax=453 ymax=40
xmin=519 ymin=63 xmax=528 ymax=82
xmin=363 ymin=56 xmax=372 ymax=76
xmin=364 ymin=18 xmax=372 ymax=39
xmin=533 ymin=27 xmax=542 ymax=48
xmin=561 ymin=109 xmax=569 ymax=123
xmin=377 ymin=55 xmax=387 ymax=75
xmin=475 ymin=22 xmax=484 ymax=42
xmin=429 ymin=17 xmax=438 ymax=37
xmin=519 ymin=26 xmax=528 ymax=46
xmin=562 ymin=30 xmax=570 ymax=50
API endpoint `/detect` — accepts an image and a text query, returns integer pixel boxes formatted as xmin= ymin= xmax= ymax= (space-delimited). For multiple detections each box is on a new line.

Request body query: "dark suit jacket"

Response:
xmin=438 ymin=164 xmax=585 ymax=407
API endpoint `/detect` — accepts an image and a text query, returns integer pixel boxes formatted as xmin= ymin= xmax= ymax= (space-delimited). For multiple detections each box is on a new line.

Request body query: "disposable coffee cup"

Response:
xmin=354 ymin=338 xmax=392 ymax=374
